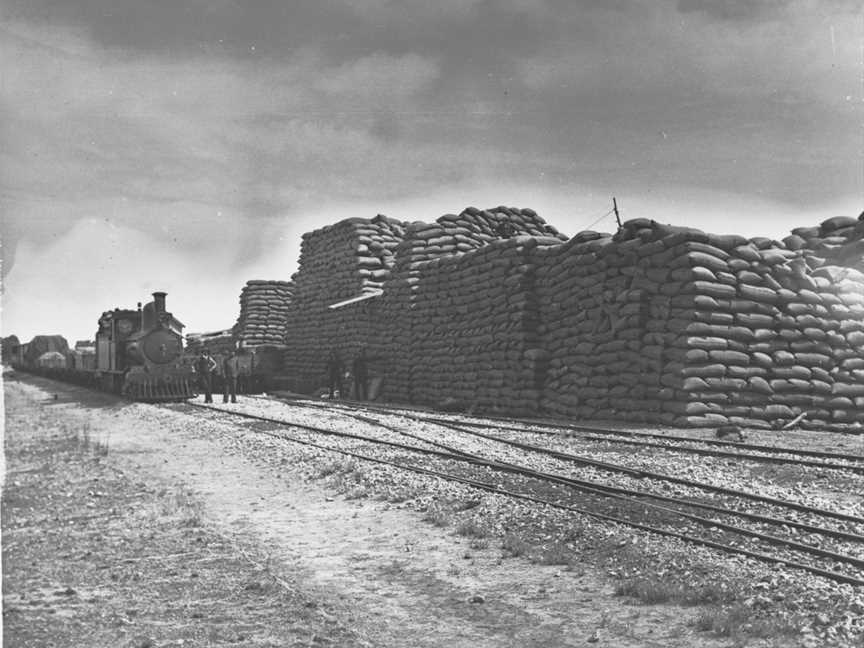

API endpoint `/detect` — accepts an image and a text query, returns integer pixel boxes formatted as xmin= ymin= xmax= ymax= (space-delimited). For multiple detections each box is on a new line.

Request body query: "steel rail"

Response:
xmin=292 ymin=395 xmax=864 ymax=465
xmin=259 ymin=397 xmax=864 ymax=527
xmin=186 ymin=403 xmax=864 ymax=579
xmin=447 ymin=414 xmax=864 ymax=463
xmin=184 ymin=402 xmax=864 ymax=588
xmin=333 ymin=409 xmax=864 ymax=545
xmin=320 ymin=397 xmax=864 ymax=466
xmin=573 ymin=435 xmax=864 ymax=474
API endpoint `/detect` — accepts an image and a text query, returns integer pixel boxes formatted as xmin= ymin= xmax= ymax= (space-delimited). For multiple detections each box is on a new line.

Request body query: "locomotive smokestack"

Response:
xmin=152 ymin=292 xmax=167 ymax=315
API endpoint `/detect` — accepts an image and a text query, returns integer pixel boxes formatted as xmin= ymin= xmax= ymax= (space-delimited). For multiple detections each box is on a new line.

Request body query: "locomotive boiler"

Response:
xmin=95 ymin=292 xmax=195 ymax=401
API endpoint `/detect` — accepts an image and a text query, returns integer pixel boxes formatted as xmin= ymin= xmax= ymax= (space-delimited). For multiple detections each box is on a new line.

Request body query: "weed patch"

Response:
xmin=616 ymin=578 xmax=739 ymax=607
xmin=501 ymin=533 xmax=529 ymax=557
xmin=423 ymin=508 xmax=451 ymax=528
xmin=455 ymin=520 xmax=487 ymax=539
xmin=693 ymin=605 xmax=799 ymax=641
xmin=316 ymin=460 xmax=358 ymax=479
xmin=386 ymin=487 xmax=423 ymax=504
xmin=534 ymin=544 xmax=575 ymax=567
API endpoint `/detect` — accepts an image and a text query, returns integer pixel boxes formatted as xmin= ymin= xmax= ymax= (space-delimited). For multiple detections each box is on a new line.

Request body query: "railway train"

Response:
xmin=9 ymin=292 xmax=197 ymax=402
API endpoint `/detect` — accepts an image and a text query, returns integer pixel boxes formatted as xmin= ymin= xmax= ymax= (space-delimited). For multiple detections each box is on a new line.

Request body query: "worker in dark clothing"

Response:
xmin=327 ymin=351 xmax=344 ymax=399
xmin=194 ymin=350 xmax=218 ymax=403
xmin=352 ymin=348 xmax=369 ymax=401
xmin=222 ymin=349 xmax=239 ymax=403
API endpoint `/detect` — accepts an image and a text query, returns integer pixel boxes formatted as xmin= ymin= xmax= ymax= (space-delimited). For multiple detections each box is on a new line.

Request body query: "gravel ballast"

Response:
xmin=6 ymin=373 xmax=864 ymax=646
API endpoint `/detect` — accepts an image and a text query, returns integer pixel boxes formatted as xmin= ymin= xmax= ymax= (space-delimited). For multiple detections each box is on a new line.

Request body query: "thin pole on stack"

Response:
xmin=612 ymin=197 xmax=622 ymax=229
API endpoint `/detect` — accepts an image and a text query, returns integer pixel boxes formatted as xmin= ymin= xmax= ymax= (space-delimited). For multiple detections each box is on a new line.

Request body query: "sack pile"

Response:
xmin=663 ymin=249 xmax=864 ymax=431
xmin=280 ymin=207 xmax=564 ymax=397
xmin=269 ymin=204 xmax=864 ymax=429
xmin=785 ymin=215 xmax=864 ymax=270
xmin=282 ymin=215 xmax=408 ymax=391
xmin=382 ymin=207 xmax=565 ymax=406
xmin=294 ymin=215 xmax=406 ymax=300
xmin=233 ymin=280 xmax=294 ymax=347
xmin=393 ymin=206 xmax=566 ymax=270
xmin=536 ymin=218 xmax=864 ymax=429
xmin=390 ymin=235 xmax=561 ymax=414
xmin=536 ymin=227 xmax=669 ymax=422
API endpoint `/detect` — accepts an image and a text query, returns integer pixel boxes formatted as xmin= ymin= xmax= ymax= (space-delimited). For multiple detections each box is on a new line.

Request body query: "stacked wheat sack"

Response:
xmin=233 ymin=280 xmax=294 ymax=347
xmin=536 ymin=217 xmax=864 ymax=429
xmin=784 ymin=214 xmax=864 ymax=269
xmin=535 ymin=227 xmax=670 ymax=422
xmin=395 ymin=236 xmax=563 ymax=413
xmin=381 ymin=206 xmax=566 ymax=404
xmin=394 ymin=206 xmax=565 ymax=267
xmin=282 ymin=215 xmax=407 ymax=391
xmin=279 ymin=206 xmax=563 ymax=397
xmin=277 ymin=205 xmax=864 ymax=427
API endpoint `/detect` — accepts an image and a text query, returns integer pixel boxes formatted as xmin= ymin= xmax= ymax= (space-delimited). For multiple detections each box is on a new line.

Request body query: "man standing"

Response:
xmin=194 ymin=349 xmax=218 ymax=403
xmin=326 ymin=350 xmax=343 ymax=399
xmin=352 ymin=347 xmax=369 ymax=401
xmin=223 ymin=349 xmax=239 ymax=403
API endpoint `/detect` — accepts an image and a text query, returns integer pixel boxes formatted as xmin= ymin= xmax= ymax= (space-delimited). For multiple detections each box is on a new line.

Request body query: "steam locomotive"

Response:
xmin=94 ymin=291 xmax=195 ymax=401
xmin=10 ymin=292 xmax=196 ymax=402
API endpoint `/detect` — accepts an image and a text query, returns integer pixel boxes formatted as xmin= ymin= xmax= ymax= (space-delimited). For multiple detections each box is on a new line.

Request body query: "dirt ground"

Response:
xmin=1 ymin=375 xmax=758 ymax=647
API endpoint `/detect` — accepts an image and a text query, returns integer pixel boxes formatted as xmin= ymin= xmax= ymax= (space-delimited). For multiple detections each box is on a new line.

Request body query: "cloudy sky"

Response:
xmin=1 ymin=0 xmax=862 ymax=343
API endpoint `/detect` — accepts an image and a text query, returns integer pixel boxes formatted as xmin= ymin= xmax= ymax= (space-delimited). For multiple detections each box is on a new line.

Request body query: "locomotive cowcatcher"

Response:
xmin=96 ymin=292 xmax=195 ymax=401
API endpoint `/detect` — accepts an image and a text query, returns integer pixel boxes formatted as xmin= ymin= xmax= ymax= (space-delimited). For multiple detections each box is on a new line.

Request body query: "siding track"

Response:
xmin=320 ymin=398 xmax=864 ymax=474
xmin=180 ymin=400 xmax=864 ymax=588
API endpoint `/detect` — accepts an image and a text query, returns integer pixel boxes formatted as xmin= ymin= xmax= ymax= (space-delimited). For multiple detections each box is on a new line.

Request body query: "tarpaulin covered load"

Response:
xmin=24 ymin=335 xmax=69 ymax=365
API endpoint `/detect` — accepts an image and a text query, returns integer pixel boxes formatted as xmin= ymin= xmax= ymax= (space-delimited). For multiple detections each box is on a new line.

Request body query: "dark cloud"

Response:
xmin=675 ymin=0 xmax=791 ymax=21
xmin=2 ymin=0 xmax=861 ymax=264
xmin=677 ymin=0 xmax=862 ymax=22
xmin=3 ymin=0 xmax=325 ymax=58
xmin=2 ymin=0 xmax=547 ymax=63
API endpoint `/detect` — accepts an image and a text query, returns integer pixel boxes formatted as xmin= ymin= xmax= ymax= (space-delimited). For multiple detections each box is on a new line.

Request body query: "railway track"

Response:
xmin=12 ymin=374 xmax=864 ymax=585
xmin=252 ymin=396 xmax=864 ymax=529
xmin=307 ymin=397 xmax=864 ymax=475
xmin=11 ymin=372 xmax=864 ymax=591
xmin=443 ymin=417 xmax=864 ymax=474
xmin=181 ymin=400 xmax=864 ymax=588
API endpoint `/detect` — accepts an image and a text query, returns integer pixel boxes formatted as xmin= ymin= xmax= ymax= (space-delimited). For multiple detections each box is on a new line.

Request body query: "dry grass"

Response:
xmin=316 ymin=458 xmax=358 ymax=479
xmin=315 ymin=459 xmax=368 ymax=498
xmin=385 ymin=487 xmax=424 ymax=504
xmin=422 ymin=507 xmax=451 ymax=528
xmin=455 ymin=520 xmax=487 ymax=539
xmin=533 ymin=544 xmax=576 ymax=567
xmin=692 ymin=605 xmax=800 ymax=642
xmin=615 ymin=578 xmax=733 ymax=606
xmin=75 ymin=423 xmax=110 ymax=457
xmin=501 ymin=533 xmax=529 ymax=557
xmin=2 ymin=414 xmax=360 ymax=648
